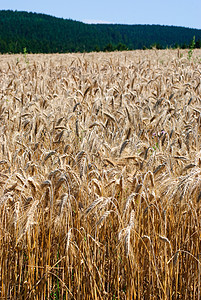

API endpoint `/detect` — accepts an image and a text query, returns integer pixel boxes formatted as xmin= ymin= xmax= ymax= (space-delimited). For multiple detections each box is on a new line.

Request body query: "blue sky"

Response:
xmin=1 ymin=0 xmax=201 ymax=29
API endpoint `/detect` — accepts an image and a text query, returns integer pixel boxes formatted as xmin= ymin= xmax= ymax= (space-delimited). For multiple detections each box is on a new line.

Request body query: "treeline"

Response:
xmin=0 ymin=10 xmax=201 ymax=54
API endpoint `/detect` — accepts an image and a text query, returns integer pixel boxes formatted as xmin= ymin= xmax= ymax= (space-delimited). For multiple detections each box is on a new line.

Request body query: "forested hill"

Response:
xmin=0 ymin=10 xmax=201 ymax=53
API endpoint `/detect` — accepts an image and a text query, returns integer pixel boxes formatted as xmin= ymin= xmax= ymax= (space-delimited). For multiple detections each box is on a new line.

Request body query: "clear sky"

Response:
xmin=1 ymin=0 xmax=200 ymax=30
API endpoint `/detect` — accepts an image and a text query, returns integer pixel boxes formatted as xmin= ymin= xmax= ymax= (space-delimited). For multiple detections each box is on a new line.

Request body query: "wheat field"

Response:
xmin=0 ymin=49 xmax=201 ymax=299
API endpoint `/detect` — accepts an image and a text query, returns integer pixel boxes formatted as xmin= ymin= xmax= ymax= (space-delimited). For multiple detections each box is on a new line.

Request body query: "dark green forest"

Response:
xmin=0 ymin=10 xmax=201 ymax=54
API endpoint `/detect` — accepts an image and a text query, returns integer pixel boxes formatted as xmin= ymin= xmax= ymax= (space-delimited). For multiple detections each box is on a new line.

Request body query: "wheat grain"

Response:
xmin=0 ymin=49 xmax=201 ymax=299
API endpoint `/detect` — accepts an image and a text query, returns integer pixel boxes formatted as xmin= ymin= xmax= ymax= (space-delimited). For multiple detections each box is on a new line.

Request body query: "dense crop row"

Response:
xmin=0 ymin=49 xmax=201 ymax=299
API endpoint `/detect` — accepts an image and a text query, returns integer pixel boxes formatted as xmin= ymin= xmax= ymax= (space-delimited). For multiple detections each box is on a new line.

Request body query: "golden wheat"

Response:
xmin=0 ymin=49 xmax=200 ymax=299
